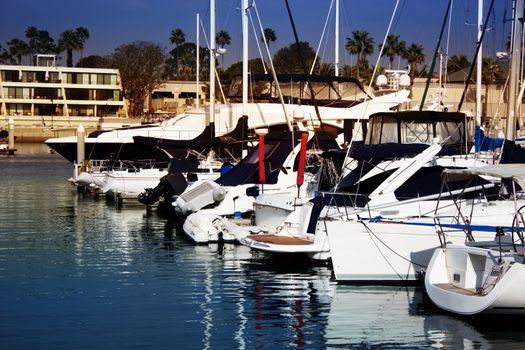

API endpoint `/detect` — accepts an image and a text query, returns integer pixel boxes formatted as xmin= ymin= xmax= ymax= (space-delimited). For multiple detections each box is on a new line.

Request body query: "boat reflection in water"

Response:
xmin=2 ymin=151 xmax=525 ymax=349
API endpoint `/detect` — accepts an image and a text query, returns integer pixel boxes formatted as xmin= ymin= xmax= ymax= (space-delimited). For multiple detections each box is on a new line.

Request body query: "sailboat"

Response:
xmin=424 ymin=164 xmax=525 ymax=315
xmin=423 ymin=0 xmax=525 ymax=315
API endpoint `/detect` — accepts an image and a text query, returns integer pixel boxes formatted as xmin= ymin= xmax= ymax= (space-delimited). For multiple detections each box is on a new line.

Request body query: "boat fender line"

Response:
xmin=360 ymin=220 xmax=427 ymax=268
xmin=80 ymin=160 xmax=93 ymax=173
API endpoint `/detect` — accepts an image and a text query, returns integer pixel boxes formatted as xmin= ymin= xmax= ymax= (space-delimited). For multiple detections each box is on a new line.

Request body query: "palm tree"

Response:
xmin=7 ymin=39 xmax=30 ymax=64
xmin=26 ymin=26 xmax=57 ymax=61
xmin=403 ymin=43 xmax=425 ymax=81
xmin=262 ymin=27 xmax=277 ymax=49
xmin=482 ymin=57 xmax=500 ymax=84
xmin=345 ymin=30 xmax=374 ymax=78
xmin=317 ymin=62 xmax=335 ymax=76
xmin=25 ymin=26 xmax=40 ymax=59
xmin=75 ymin=27 xmax=90 ymax=65
xmin=215 ymin=30 xmax=231 ymax=69
xmin=169 ymin=28 xmax=185 ymax=78
xmin=0 ymin=44 xmax=14 ymax=64
xmin=379 ymin=34 xmax=406 ymax=70
xmin=58 ymin=30 xmax=80 ymax=67
xmin=447 ymin=54 xmax=471 ymax=74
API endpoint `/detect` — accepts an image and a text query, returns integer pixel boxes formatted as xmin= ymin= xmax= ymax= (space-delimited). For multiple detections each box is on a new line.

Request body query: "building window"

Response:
xmin=65 ymin=88 xmax=90 ymax=100
xmin=95 ymin=74 xmax=113 ymax=85
xmin=5 ymin=87 xmax=31 ymax=99
xmin=6 ymin=103 xmax=31 ymax=116
xmin=96 ymin=89 xmax=114 ymax=101
xmin=34 ymin=87 xmax=60 ymax=99
xmin=49 ymin=72 xmax=60 ymax=83
xmin=22 ymin=71 xmax=36 ymax=82
xmin=1 ymin=70 xmax=21 ymax=82
xmin=68 ymin=105 xmax=95 ymax=117
xmin=64 ymin=73 xmax=73 ymax=84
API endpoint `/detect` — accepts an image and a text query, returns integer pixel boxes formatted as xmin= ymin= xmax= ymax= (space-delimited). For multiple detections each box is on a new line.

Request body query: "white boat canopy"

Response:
xmin=442 ymin=164 xmax=525 ymax=188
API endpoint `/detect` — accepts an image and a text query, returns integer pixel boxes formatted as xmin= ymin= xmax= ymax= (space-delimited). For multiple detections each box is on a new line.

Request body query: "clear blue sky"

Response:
xmin=0 ymin=0 xmax=512 ymax=68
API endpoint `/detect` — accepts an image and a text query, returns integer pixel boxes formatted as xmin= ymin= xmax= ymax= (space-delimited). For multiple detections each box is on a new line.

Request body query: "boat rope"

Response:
xmin=284 ymin=0 xmax=324 ymax=131
xmin=360 ymin=220 xmax=427 ymax=268
xmin=457 ymin=0 xmax=495 ymax=112
xmin=247 ymin=10 xmax=267 ymax=74
xmin=198 ymin=17 xmax=228 ymax=103
xmin=367 ymin=0 xmax=401 ymax=96
xmin=480 ymin=264 xmax=511 ymax=295
xmin=420 ymin=0 xmax=452 ymax=111
xmin=309 ymin=0 xmax=334 ymax=75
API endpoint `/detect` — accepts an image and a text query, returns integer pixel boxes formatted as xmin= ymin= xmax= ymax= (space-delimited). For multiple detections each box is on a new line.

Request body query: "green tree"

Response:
xmin=76 ymin=27 xmax=90 ymax=64
xmin=164 ymin=42 xmax=208 ymax=80
xmin=216 ymin=30 xmax=231 ymax=69
xmin=76 ymin=54 xmax=112 ymax=68
xmin=403 ymin=43 xmax=425 ymax=81
xmin=340 ymin=63 xmax=356 ymax=78
xmin=262 ymin=27 xmax=277 ymax=49
xmin=7 ymin=39 xmax=30 ymax=64
xmin=58 ymin=30 xmax=81 ymax=67
xmin=447 ymin=54 xmax=471 ymax=74
xmin=317 ymin=62 xmax=335 ymax=76
xmin=345 ymin=30 xmax=374 ymax=78
xmin=379 ymin=34 xmax=406 ymax=70
xmin=169 ymin=28 xmax=185 ymax=78
xmin=221 ymin=58 xmax=266 ymax=90
xmin=25 ymin=26 xmax=39 ymax=58
xmin=0 ymin=44 xmax=13 ymax=64
xmin=482 ymin=57 xmax=500 ymax=84
xmin=111 ymin=41 xmax=166 ymax=117
xmin=25 ymin=26 xmax=57 ymax=59
xmin=273 ymin=41 xmax=317 ymax=74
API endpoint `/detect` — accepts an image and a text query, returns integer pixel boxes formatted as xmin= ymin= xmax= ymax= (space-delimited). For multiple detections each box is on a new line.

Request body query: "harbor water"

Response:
xmin=1 ymin=145 xmax=525 ymax=349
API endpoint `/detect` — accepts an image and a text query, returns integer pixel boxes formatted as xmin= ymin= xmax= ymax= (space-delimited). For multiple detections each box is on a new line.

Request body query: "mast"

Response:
xmin=209 ymin=0 xmax=216 ymax=130
xmin=476 ymin=0 xmax=483 ymax=127
xmin=335 ymin=0 xmax=339 ymax=77
xmin=196 ymin=13 xmax=200 ymax=109
xmin=242 ymin=0 xmax=249 ymax=116
xmin=506 ymin=0 xmax=524 ymax=140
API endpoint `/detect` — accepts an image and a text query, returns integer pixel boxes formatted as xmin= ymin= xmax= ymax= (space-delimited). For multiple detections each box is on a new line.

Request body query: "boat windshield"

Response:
xmin=366 ymin=114 xmax=464 ymax=146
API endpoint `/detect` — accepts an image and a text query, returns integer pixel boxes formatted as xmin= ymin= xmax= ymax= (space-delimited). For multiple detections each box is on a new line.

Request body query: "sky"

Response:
xmin=0 ymin=0 xmax=513 ymax=69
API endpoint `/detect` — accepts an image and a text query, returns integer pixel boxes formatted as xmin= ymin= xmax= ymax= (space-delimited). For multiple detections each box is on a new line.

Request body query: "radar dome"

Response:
xmin=376 ymin=74 xmax=387 ymax=87
xmin=399 ymin=74 xmax=411 ymax=88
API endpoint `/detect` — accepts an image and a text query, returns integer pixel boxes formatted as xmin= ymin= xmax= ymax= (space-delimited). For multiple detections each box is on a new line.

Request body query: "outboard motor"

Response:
xmin=138 ymin=173 xmax=188 ymax=205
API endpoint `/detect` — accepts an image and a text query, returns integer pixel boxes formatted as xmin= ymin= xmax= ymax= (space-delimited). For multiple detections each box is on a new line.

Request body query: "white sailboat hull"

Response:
xmin=326 ymin=218 xmax=497 ymax=283
xmin=102 ymin=169 xmax=168 ymax=195
xmin=425 ymin=245 xmax=525 ymax=315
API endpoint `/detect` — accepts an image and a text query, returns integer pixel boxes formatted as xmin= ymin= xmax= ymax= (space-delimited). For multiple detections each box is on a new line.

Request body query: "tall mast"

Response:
xmin=196 ymin=13 xmax=200 ymax=109
xmin=242 ymin=0 xmax=249 ymax=116
xmin=507 ymin=0 xmax=524 ymax=139
xmin=335 ymin=0 xmax=339 ymax=77
xmin=476 ymin=0 xmax=483 ymax=127
xmin=209 ymin=0 xmax=216 ymax=127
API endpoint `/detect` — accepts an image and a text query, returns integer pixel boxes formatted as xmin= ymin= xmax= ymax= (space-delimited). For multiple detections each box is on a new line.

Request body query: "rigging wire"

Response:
xmin=284 ymin=0 xmax=324 ymax=131
xmin=367 ymin=0 xmax=401 ymax=95
xmin=252 ymin=0 xmax=294 ymax=135
xmin=332 ymin=0 xmax=402 ymax=192
xmin=199 ymin=17 xmax=228 ymax=104
xmin=310 ymin=0 xmax=335 ymax=75
xmin=247 ymin=9 xmax=267 ymax=73
xmin=361 ymin=220 xmax=428 ymax=268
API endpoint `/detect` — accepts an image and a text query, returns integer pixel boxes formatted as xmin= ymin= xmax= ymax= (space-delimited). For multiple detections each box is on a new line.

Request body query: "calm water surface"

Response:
xmin=1 ymin=144 xmax=525 ymax=349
